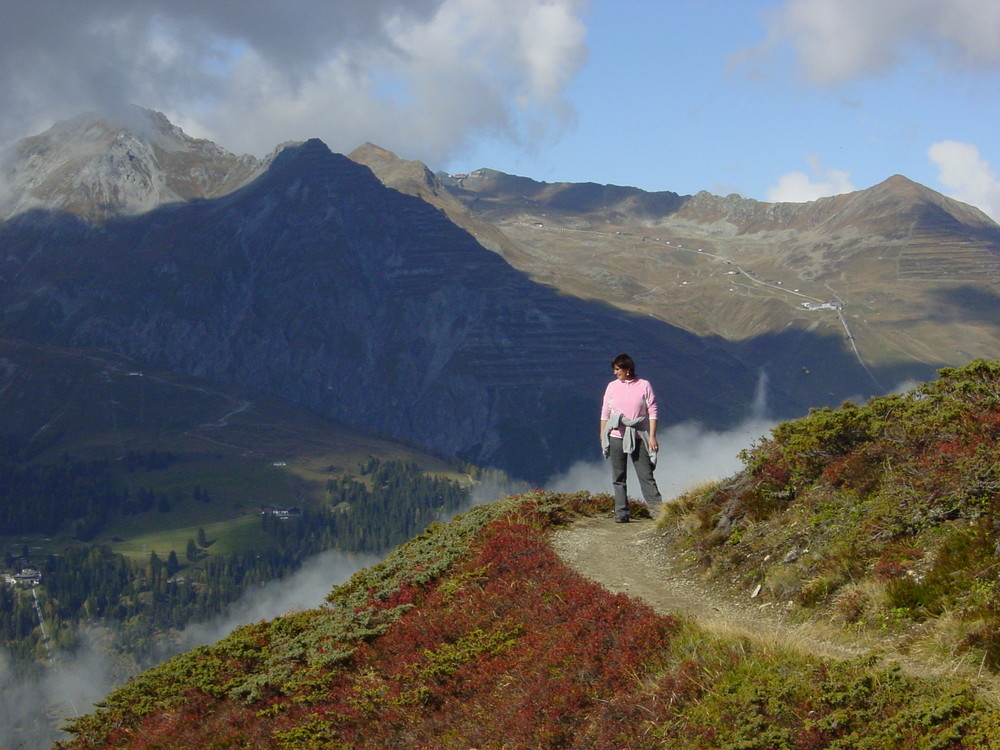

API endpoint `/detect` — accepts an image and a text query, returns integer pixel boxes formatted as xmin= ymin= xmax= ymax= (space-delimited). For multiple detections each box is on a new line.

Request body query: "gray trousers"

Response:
xmin=609 ymin=437 xmax=662 ymax=519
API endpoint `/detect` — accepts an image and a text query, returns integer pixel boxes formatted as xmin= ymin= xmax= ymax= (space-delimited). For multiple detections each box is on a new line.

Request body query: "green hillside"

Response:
xmin=0 ymin=339 xmax=490 ymax=748
xmin=660 ymin=357 xmax=1000 ymax=673
xmin=58 ymin=360 xmax=1000 ymax=748
xmin=0 ymin=338 xmax=475 ymax=552
xmin=61 ymin=491 xmax=1000 ymax=749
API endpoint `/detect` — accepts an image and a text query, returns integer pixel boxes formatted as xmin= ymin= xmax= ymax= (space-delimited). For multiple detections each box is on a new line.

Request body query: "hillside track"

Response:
xmin=551 ymin=514 xmax=1000 ymax=699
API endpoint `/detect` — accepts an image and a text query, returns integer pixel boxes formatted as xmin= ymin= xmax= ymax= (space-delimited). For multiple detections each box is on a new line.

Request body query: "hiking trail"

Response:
xmin=551 ymin=514 xmax=1000 ymax=698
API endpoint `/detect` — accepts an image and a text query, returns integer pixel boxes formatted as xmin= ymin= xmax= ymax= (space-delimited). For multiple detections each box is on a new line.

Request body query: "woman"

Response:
xmin=600 ymin=353 xmax=663 ymax=522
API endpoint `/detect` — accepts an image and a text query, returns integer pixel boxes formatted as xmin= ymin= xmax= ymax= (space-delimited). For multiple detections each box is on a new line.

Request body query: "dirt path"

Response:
xmin=554 ymin=517 xmax=1000 ymax=700
xmin=552 ymin=516 xmax=896 ymax=663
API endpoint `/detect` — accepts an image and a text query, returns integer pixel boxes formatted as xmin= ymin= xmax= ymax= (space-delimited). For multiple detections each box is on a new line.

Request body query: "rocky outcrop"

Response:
xmin=0 ymin=108 xmax=267 ymax=222
xmin=440 ymin=168 xmax=686 ymax=221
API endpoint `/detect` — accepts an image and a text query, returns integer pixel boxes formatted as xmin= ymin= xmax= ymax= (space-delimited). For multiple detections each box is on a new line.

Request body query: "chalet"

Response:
xmin=260 ymin=504 xmax=303 ymax=520
xmin=5 ymin=568 xmax=42 ymax=587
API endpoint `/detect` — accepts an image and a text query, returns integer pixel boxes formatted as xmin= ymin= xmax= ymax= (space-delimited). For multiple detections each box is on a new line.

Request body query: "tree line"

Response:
xmin=265 ymin=458 xmax=470 ymax=553
xmin=0 ymin=439 xmax=183 ymax=538
xmin=0 ymin=455 xmax=470 ymax=679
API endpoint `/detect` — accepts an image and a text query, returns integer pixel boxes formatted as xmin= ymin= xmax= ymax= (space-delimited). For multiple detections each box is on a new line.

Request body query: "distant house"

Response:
xmin=8 ymin=568 xmax=42 ymax=587
xmin=260 ymin=504 xmax=302 ymax=520
xmin=802 ymin=301 xmax=842 ymax=312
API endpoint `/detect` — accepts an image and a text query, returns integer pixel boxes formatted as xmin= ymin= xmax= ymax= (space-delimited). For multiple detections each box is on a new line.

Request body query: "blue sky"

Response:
xmin=2 ymin=0 xmax=999 ymax=219
xmin=442 ymin=1 xmax=1000 ymax=217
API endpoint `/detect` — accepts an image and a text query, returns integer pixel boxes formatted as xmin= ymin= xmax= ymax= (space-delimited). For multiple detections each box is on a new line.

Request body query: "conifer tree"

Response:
xmin=166 ymin=551 xmax=180 ymax=577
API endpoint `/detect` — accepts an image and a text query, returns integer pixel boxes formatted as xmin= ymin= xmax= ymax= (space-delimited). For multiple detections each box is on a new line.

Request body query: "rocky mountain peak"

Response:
xmin=848 ymin=174 xmax=997 ymax=229
xmin=673 ymin=173 xmax=999 ymax=237
xmin=0 ymin=107 xmax=265 ymax=222
xmin=3 ymin=109 xmax=996 ymax=481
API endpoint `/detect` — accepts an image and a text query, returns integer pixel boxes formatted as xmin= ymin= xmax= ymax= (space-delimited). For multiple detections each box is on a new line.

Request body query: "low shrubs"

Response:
xmin=60 ymin=483 xmax=1000 ymax=748
xmin=660 ymin=358 xmax=1000 ymax=669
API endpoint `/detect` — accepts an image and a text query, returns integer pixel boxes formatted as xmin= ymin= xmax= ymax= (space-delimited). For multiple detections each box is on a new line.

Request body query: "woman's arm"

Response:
xmin=645 ymin=381 xmax=659 ymax=452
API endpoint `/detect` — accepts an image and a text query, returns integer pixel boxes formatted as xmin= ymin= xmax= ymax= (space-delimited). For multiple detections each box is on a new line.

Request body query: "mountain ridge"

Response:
xmin=413 ymin=155 xmax=1000 ymax=370
xmin=671 ymin=174 xmax=999 ymax=235
xmin=1 ymin=130 xmax=774 ymax=481
xmin=6 ymin=109 xmax=994 ymax=239
xmin=0 ymin=108 xmax=273 ymax=222
xmin=2 ymin=109 xmax=993 ymax=479
xmin=3 ymin=111 xmax=1000 ymax=747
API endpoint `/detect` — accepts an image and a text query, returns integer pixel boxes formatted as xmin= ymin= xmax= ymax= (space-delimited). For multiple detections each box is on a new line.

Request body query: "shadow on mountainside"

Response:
xmin=0 ymin=139 xmax=954 ymax=484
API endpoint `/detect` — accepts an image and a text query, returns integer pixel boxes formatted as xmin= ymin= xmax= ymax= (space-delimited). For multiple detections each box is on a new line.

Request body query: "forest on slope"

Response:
xmin=0 ymin=454 xmax=469 ymax=658
xmin=0 ymin=453 xmax=473 ymax=749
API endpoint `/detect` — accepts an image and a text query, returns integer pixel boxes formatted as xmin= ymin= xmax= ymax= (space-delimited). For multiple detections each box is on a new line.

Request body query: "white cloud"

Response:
xmin=547 ymin=416 xmax=777 ymax=503
xmin=928 ymin=140 xmax=1000 ymax=222
xmin=180 ymin=548 xmax=381 ymax=648
xmin=0 ymin=548 xmax=380 ymax=749
xmin=754 ymin=0 xmax=1000 ymax=85
xmin=0 ymin=0 xmax=588 ymax=166
xmin=516 ymin=1 xmax=588 ymax=103
xmin=767 ymin=154 xmax=855 ymax=202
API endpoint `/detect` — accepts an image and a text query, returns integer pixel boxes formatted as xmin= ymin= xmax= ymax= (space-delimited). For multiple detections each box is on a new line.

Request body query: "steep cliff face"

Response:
xmin=0 ymin=139 xmax=762 ymax=481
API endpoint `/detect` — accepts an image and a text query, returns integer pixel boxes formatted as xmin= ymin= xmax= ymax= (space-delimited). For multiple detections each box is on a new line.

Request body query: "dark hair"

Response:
xmin=611 ymin=353 xmax=636 ymax=377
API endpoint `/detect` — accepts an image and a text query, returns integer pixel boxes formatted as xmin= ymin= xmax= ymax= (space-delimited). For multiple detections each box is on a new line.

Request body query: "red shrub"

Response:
xmin=302 ymin=515 xmax=679 ymax=748
xmin=72 ymin=501 xmax=682 ymax=749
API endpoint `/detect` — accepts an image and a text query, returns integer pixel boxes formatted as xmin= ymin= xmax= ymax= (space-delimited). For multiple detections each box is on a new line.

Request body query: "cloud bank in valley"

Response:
xmin=0 ymin=548 xmax=380 ymax=750
xmin=178 ymin=548 xmax=383 ymax=650
xmin=549 ymin=371 xmax=777 ymax=504
xmin=0 ymin=0 xmax=587 ymax=165
xmin=546 ymin=415 xmax=777 ymax=505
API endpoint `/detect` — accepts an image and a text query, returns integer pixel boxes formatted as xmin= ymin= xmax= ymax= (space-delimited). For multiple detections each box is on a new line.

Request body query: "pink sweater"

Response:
xmin=601 ymin=378 xmax=658 ymax=438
